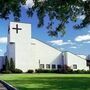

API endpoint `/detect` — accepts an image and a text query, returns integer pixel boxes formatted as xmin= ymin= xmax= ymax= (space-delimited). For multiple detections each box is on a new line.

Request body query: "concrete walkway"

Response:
xmin=0 ymin=83 xmax=7 ymax=90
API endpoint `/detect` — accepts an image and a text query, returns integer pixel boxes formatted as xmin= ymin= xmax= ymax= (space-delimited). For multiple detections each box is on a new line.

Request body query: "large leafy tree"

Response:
xmin=0 ymin=0 xmax=90 ymax=36
xmin=27 ymin=0 xmax=90 ymax=36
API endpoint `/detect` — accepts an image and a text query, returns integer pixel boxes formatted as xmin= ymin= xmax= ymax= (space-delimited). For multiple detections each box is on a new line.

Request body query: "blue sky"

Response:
xmin=0 ymin=1 xmax=90 ymax=57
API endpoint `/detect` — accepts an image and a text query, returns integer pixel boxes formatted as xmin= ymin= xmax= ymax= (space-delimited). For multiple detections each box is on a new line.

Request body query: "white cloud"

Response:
xmin=77 ymin=15 xmax=85 ymax=20
xmin=60 ymin=48 xmax=64 ymax=51
xmin=49 ymin=40 xmax=64 ymax=46
xmin=24 ymin=0 xmax=34 ymax=9
xmin=75 ymin=34 xmax=90 ymax=42
xmin=23 ymin=0 xmax=46 ymax=9
xmin=0 ymin=37 xmax=7 ymax=43
xmin=82 ymin=0 xmax=86 ymax=1
xmin=48 ymin=40 xmax=74 ymax=46
xmin=83 ymin=41 xmax=90 ymax=43
xmin=78 ymin=55 xmax=86 ymax=59
xmin=70 ymin=46 xmax=77 ymax=49
xmin=0 ymin=49 xmax=3 ymax=52
xmin=67 ymin=40 xmax=74 ymax=45
xmin=79 ymin=44 xmax=83 ymax=46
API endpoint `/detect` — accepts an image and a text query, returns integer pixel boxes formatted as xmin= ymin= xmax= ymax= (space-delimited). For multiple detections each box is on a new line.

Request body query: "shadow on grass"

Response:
xmin=5 ymin=77 xmax=90 ymax=90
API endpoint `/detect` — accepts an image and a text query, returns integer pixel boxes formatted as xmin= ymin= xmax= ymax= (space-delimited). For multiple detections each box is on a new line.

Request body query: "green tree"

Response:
xmin=27 ymin=0 xmax=90 ymax=36
xmin=0 ymin=0 xmax=90 ymax=36
xmin=0 ymin=0 xmax=26 ymax=21
xmin=4 ymin=56 xmax=9 ymax=71
xmin=9 ymin=58 xmax=15 ymax=72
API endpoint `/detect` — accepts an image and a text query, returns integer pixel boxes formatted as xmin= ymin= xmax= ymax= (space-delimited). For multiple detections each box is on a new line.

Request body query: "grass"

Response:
xmin=0 ymin=74 xmax=90 ymax=90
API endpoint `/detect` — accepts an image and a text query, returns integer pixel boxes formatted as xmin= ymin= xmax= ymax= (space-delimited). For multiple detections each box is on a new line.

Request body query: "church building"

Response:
xmin=0 ymin=22 xmax=89 ymax=72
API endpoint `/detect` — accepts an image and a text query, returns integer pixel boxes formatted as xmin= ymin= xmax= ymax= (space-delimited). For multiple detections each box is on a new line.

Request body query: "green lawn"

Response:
xmin=0 ymin=74 xmax=90 ymax=90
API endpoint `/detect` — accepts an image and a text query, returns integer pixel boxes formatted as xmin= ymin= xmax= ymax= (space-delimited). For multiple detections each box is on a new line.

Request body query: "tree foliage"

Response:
xmin=0 ymin=0 xmax=26 ymax=21
xmin=4 ymin=56 xmax=9 ymax=71
xmin=27 ymin=0 xmax=90 ymax=36
xmin=0 ymin=0 xmax=90 ymax=36
xmin=9 ymin=58 xmax=15 ymax=72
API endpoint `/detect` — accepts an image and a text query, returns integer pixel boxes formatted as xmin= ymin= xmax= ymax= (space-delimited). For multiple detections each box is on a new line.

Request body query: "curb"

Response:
xmin=0 ymin=80 xmax=17 ymax=90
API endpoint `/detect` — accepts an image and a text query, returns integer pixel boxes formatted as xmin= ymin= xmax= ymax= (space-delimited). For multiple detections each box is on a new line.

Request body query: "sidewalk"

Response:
xmin=0 ymin=83 xmax=7 ymax=90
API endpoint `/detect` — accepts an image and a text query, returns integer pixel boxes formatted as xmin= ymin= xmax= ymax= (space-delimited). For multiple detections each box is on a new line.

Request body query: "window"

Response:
xmin=57 ymin=65 xmax=61 ymax=69
xmin=73 ymin=64 xmax=77 ymax=69
xmin=52 ymin=64 xmax=56 ymax=69
xmin=40 ymin=64 xmax=44 ymax=69
xmin=46 ymin=64 xmax=50 ymax=69
xmin=9 ymin=42 xmax=15 ymax=44
xmin=31 ymin=43 xmax=36 ymax=45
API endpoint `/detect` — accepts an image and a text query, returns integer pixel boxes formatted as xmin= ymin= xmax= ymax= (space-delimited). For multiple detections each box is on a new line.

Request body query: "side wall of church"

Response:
xmin=66 ymin=52 xmax=89 ymax=70
xmin=31 ymin=39 xmax=63 ymax=70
